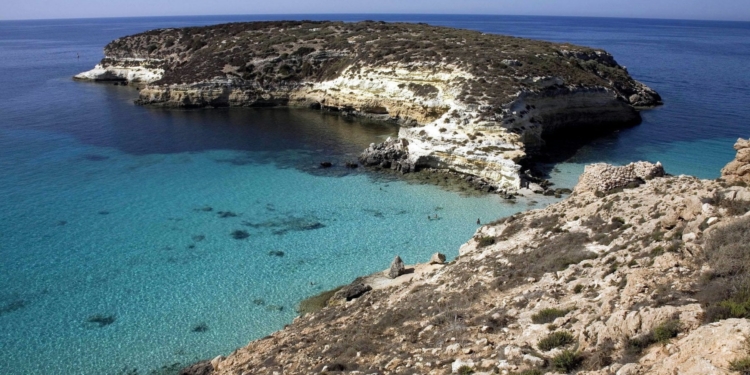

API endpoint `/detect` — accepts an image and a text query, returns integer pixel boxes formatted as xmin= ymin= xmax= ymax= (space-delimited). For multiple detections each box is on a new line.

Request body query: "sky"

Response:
xmin=2 ymin=0 xmax=749 ymax=22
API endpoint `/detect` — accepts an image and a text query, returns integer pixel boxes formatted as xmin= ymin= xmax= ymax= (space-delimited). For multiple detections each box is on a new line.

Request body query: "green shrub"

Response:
xmin=538 ymin=331 xmax=575 ymax=351
xmin=730 ymin=356 xmax=750 ymax=375
xmin=532 ymin=308 xmax=571 ymax=324
xmin=626 ymin=319 xmax=681 ymax=355
xmin=626 ymin=334 xmax=653 ymax=355
xmin=552 ymin=350 xmax=583 ymax=373
xmin=477 ymin=236 xmax=496 ymax=248
xmin=720 ymin=297 xmax=750 ymax=318
xmin=457 ymin=365 xmax=474 ymax=375
xmin=652 ymin=319 xmax=681 ymax=343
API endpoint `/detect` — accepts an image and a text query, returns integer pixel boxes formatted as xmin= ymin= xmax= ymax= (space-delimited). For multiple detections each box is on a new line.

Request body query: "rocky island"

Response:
xmin=175 ymin=140 xmax=750 ymax=375
xmin=75 ymin=20 xmax=661 ymax=191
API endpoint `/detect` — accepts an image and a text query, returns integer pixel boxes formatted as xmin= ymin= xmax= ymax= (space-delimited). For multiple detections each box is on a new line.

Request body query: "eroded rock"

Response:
xmin=329 ymin=283 xmax=372 ymax=305
xmin=388 ymin=255 xmax=405 ymax=279
xmin=429 ymin=252 xmax=446 ymax=265
xmin=721 ymin=137 xmax=750 ymax=186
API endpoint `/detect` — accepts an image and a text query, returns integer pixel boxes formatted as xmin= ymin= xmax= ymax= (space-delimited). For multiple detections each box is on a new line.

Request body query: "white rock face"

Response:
xmin=77 ymin=57 xmax=646 ymax=191
xmin=74 ymin=59 xmax=163 ymax=83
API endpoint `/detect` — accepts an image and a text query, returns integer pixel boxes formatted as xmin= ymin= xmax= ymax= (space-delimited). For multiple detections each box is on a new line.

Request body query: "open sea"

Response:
xmin=0 ymin=14 xmax=748 ymax=374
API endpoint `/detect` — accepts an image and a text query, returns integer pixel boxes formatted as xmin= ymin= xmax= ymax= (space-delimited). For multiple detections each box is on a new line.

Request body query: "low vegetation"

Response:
xmin=552 ymin=350 xmax=584 ymax=373
xmin=103 ymin=20 xmax=645 ymax=116
xmin=476 ymin=236 xmax=496 ymax=248
xmin=537 ymin=331 xmax=575 ymax=351
xmin=730 ymin=356 xmax=750 ymax=375
xmin=626 ymin=319 xmax=681 ymax=355
xmin=532 ymin=308 xmax=572 ymax=324
xmin=698 ymin=216 xmax=750 ymax=322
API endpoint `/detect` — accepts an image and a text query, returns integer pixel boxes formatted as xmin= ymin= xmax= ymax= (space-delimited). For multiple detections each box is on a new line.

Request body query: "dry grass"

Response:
xmin=698 ymin=216 xmax=750 ymax=322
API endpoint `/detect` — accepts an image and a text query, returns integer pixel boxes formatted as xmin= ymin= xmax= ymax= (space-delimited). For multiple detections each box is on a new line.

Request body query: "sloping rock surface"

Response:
xmin=190 ymin=153 xmax=750 ymax=375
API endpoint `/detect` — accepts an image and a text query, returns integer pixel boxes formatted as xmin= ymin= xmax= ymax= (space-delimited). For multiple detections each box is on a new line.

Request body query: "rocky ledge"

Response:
xmin=178 ymin=141 xmax=750 ymax=375
xmin=75 ymin=20 xmax=661 ymax=191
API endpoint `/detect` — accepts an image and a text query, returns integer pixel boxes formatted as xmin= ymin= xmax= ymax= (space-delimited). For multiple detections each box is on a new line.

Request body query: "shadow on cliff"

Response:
xmin=523 ymin=121 xmax=641 ymax=178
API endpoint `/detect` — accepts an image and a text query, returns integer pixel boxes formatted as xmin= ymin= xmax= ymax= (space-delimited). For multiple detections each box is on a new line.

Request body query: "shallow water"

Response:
xmin=1 ymin=14 xmax=748 ymax=374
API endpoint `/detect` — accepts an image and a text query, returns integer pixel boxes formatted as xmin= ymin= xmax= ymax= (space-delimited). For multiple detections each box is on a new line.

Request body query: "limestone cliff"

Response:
xmin=181 ymin=154 xmax=750 ymax=375
xmin=76 ymin=21 xmax=661 ymax=190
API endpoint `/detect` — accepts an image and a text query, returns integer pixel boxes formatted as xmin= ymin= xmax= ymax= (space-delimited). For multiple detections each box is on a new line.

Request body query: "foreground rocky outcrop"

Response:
xmin=75 ymin=20 xmax=661 ymax=191
xmin=179 ymin=144 xmax=750 ymax=375
xmin=721 ymin=138 xmax=750 ymax=186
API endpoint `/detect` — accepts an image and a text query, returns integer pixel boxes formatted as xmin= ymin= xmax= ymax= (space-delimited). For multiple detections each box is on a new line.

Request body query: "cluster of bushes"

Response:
xmin=626 ymin=319 xmax=681 ymax=355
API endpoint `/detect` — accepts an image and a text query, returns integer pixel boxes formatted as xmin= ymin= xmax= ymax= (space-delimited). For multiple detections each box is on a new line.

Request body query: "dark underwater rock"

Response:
xmin=191 ymin=322 xmax=209 ymax=333
xmin=86 ymin=314 xmax=116 ymax=327
xmin=231 ymin=230 xmax=250 ymax=239
xmin=218 ymin=211 xmax=238 ymax=218
xmin=0 ymin=300 xmax=27 ymax=315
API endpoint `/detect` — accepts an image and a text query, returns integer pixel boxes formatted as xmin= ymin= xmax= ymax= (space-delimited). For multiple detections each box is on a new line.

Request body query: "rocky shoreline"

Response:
xmin=174 ymin=139 xmax=750 ymax=375
xmin=75 ymin=20 xmax=661 ymax=192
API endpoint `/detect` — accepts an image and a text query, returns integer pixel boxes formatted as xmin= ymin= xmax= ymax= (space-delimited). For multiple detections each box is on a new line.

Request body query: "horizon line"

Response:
xmin=2 ymin=12 xmax=749 ymax=24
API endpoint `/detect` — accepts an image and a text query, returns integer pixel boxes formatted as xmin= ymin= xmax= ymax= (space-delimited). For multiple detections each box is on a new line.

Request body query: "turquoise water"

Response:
xmin=1 ymin=15 xmax=749 ymax=375
xmin=1 ymin=125 xmax=534 ymax=374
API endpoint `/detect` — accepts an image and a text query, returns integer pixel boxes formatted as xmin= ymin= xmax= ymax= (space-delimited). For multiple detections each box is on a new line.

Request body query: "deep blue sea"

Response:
xmin=0 ymin=14 xmax=748 ymax=374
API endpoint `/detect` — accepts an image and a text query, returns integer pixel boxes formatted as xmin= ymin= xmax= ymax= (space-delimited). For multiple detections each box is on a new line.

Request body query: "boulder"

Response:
xmin=388 ymin=255 xmax=405 ymax=278
xmin=720 ymin=138 xmax=750 ymax=185
xmin=574 ymin=161 xmax=665 ymax=194
xmin=329 ymin=283 xmax=372 ymax=304
xmin=359 ymin=137 xmax=410 ymax=172
xmin=429 ymin=252 xmax=446 ymax=264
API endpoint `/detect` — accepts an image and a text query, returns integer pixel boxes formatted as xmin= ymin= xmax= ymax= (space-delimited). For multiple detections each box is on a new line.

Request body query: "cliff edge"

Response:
xmin=180 ymin=142 xmax=750 ymax=375
xmin=75 ymin=21 xmax=661 ymax=190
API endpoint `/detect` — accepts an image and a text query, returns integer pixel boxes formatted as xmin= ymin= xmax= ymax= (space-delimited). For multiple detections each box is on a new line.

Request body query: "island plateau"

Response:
xmin=75 ymin=20 xmax=661 ymax=191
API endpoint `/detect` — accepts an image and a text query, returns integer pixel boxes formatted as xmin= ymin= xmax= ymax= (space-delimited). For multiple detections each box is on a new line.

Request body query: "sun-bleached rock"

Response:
xmin=637 ymin=319 xmax=750 ymax=374
xmin=721 ymin=137 xmax=750 ymax=185
xmin=574 ymin=161 xmax=665 ymax=194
